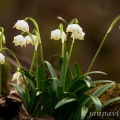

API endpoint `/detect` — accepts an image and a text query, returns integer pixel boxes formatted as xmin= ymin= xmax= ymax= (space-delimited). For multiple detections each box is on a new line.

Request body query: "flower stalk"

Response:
xmin=68 ymin=36 xmax=75 ymax=63
xmin=87 ymin=15 xmax=120 ymax=72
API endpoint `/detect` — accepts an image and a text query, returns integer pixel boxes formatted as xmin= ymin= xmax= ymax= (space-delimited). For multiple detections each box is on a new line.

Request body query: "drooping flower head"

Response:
xmin=66 ymin=24 xmax=85 ymax=40
xmin=13 ymin=20 xmax=29 ymax=32
xmin=50 ymin=29 xmax=66 ymax=41
xmin=0 ymin=53 xmax=5 ymax=64
xmin=12 ymin=71 xmax=24 ymax=85
xmin=0 ymin=32 xmax=6 ymax=43
xmin=13 ymin=35 xmax=26 ymax=47
xmin=66 ymin=24 xmax=82 ymax=33
xmin=25 ymin=35 xmax=36 ymax=45
xmin=71 ymin=31 xmax=85 ymax=40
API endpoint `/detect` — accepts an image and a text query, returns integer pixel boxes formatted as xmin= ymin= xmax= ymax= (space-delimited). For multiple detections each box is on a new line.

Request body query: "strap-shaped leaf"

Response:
xmin=38 ymin=62 xmax=46 ymax=86
xmin=80 ymin=71 xmax=107 ymax=79
xmin=55 ymin=97 xmax=78 ymax=109
xmin=10 ymin=83 xmax=29 ymax=109
xmin=21 ymin=68 xmax=35 ymax=91
xmin=80 ymin=105 xmax=88 ymax=120
xmin=74 ymin=63 xmax=82 ymax=77
xmin=68 ymin=79 xmax=91 ymax=93
xmin=53 ymin=55 xmax=63 ymax=70
xmin=80 ymin=94 xmax=102 ymax=112
xmin=44 ymin=61 xmax=61 ymax=90
xmin=102 ymin=97 xmax=120 ymax=108
xmin=85 ymin=82 xmax=115 ymax=108
xmin=56 ymin=86 xmax=63 ymax=99
xmin=91 ymin=80 xmax=113 ymax=84
xmin=28 ymin=89 xmax=42 ymax=114
xmin=60 ymin=52 xmax=69 ymax=86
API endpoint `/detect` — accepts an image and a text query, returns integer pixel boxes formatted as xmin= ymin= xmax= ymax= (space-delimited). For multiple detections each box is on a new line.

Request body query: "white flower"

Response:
xmin=50 ymin=29 xmax=66 ymax=41
xmin=71 ymin=31 xmax=85 ymax=40
xmin=25 ymin=35 xmax=36 ymax=45
xmin=0 ymin=53 xmax=5 ymax=64
xmin=13 ymin=20 xmax=29 ymax=32
xmin=13 ymin=35 xmax=26 ymax=47
xmin=0 ymin=32 xmax=6 ymax=43
xmin=12 ymin=71 xmax=21 ymax=81
xmin=12 ymin=71 xmax=24 ymax=85
xmin=66 ymin=24 xmax=85 ymax=40
xmin=66 ymin=24 xmax=83 ymax=34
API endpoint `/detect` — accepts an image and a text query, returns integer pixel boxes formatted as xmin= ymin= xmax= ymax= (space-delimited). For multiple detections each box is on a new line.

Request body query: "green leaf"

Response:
xmin=66 ymin=67 xmax=73 ymax=82
xmin=85 ymin=82 xmax=115 ymax=108
xmin=68 ymin=79 xmax=91 ymax=93
xmin=10 ymin=83 xmax=29 ymax=109
xmin=81 ymin=105 xmax=88 ymax=120
xmin=38 ymin=62 xmax=46 ymax=87
xmin=91 ymin=80 xmax=113 ymax=84
xmin=80 ymin=71 xmax=107 ymax=79
xmin=102 ymin=97 xmax=120 ymax=107
xmin=74 ymin=63 xmax=82 ymax=78
xmin=44 ymin=61 xmax=61 ymax=90
xmin=28 ymin=89 xmax=41 ymax=114
xmin=60 ymin=52 xmax=69 ymax=87
xmin=76 ymin=86 xmax=95 ymax=98
xmin=55 ymin=97 xmax=78 ymax=109
xmin=64 ymin=92 xmax=78 ymax=99
xmin=21 ymin=68 xmax=35 ymax=91
xmin=92 ymin=82 xmax=115 ymax=97
xmin=85 ymin=76 xmax=92 ymax=82
xmin=56 ymin=86 xmax=63 ymax=99
xmin=54 ymin=55 xmax=63 ymax=70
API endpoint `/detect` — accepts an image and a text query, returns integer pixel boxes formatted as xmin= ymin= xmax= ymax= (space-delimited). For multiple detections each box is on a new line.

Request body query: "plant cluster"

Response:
xmin=0 ymin=15 xmax=120 ymax=120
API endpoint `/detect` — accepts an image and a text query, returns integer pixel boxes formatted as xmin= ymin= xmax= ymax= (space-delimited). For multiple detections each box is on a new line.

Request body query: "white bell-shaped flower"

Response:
xmin=13 ymin=35 xmax=26 ymax=47
xmin=71 ymin=31 xmax=85 ymax=40
xmin=12 ymin=71 xmax=24 ymax=85
xmin=13 ymin=20 xmax=29 ymax=32
xmin=0 ymin=53 xmax=5 ymax=64
xmin=66 ymin=24 xmax=83 ymax=34
xmin=25 ymin=35 xmax=36 ymax=45
xmin=0 ymin=32 xmax=6 ymax=43
xmin=50 ymin=29 xmax=66 ymax=41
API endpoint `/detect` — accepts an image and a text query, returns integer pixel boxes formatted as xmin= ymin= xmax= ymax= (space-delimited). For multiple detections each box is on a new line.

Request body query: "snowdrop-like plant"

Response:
xmin=1 ymin=16 xmax=120 ymax=120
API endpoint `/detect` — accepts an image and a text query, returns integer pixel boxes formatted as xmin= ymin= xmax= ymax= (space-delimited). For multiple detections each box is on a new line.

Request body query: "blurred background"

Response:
xmin=0 ymin=0 xmax=120 ymax=87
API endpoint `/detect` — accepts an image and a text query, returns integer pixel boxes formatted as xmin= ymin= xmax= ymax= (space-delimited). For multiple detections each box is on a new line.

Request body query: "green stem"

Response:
xmin=1 ymin=47 xmax=21 ymax=67
xmin=62 ymin=42 xmax=66 ymax=91
xmin=0 ymin=65 xmax=1 ymax=94
xmin=68 ymin=37 xmax=75 ymax=63
xmin=87 ymin=15 xmax=120 ymax=72
xmin=62 ymin=43 xmax=65 ymax=58
xmin=35 ymin=51 xmax=39 ymax=88
xmin=29 ymin=51 xmax=36 ymax=74
xmin=40 ymin=43 xmax=43 ymax=61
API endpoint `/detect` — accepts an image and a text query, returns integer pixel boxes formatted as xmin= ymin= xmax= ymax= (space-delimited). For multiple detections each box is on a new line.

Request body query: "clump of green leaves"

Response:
xmin=1 ymin=15 xmax=120 ymax=120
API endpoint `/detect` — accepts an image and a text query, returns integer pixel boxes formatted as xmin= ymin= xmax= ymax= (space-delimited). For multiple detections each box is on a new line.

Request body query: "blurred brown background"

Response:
xmin=0 ymin=0 xmax=120 ymax=82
